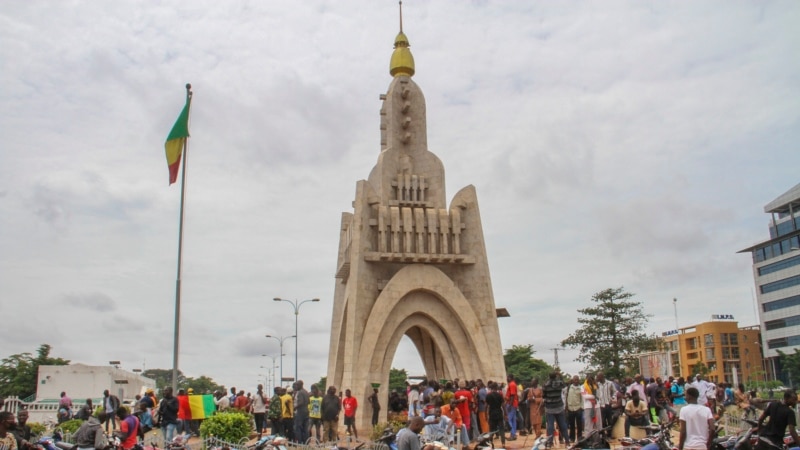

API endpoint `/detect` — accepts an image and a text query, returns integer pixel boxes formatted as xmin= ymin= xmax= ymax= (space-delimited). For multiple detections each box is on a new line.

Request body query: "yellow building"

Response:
xmin=662 ymin=318 xmax=765 ymax=384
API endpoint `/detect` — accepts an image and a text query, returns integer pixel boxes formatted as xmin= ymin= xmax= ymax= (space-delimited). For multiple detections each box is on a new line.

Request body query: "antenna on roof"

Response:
xmin=399 ymin=1 xmax=403 ymax=33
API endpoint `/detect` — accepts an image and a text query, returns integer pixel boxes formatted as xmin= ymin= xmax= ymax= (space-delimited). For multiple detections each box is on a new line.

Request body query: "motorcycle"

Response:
xmin=568 ymin=424 xmax=614 ymax=450
xmin=374 ymin=428 xmax=398 ymax=450
xmin=473 ymin=430 xmax=500 ymax=450
xmin=619 ymin=421 xmax=675 ymax=450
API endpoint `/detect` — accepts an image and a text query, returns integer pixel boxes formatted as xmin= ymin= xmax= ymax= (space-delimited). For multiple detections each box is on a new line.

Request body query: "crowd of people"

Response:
xmin=1 ymin=370 xmax=798 ymax=450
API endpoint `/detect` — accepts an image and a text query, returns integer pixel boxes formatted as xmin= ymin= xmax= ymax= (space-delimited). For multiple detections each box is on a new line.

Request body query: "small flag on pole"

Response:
xmin=164 ymin=86 xmax=192 ymax=185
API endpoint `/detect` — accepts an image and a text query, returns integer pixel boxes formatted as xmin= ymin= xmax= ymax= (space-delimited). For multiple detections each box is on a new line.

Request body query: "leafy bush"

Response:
xmin=199 ymin=411 xmax=252 ymax=442
xmin=28 ymin=422 xmax=47 ymax=436
xmin=370 ymin=420 xmax=406 ymax=441
xmin=58 ymin=419 xmax=84 ymax=434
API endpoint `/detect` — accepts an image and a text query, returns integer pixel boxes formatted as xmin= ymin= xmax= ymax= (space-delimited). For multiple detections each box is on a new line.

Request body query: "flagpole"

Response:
xmin=172 ymin=83 xmax=192 ymax=393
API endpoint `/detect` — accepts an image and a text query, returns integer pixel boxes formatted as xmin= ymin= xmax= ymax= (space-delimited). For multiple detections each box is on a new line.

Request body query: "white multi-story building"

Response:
xmin=740 ymin=182 xmax=800 ymax=380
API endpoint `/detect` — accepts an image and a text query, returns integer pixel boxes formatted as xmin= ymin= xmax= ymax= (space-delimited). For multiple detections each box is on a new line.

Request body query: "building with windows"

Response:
xmin=662 ymin=318 xmax=764 ymax=384
xmin=739 ymin=182 xmax=800 ymax=381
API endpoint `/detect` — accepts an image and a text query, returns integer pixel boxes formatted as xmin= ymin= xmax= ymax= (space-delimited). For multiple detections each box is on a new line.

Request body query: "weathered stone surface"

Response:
xmin=327 ymin=28 xmax=505 ymax=432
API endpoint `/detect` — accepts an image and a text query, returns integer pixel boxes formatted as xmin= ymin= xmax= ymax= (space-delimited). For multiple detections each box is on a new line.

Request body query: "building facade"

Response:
xmin=739 ymin=183 xmax=800 ymax=381
xmin=662 ymin=318 xmax=764 ymax=384
xmin=37 ymin=364 xmax=155 ymax=402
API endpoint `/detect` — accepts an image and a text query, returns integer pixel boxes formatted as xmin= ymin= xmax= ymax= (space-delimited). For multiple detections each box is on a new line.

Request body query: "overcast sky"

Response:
xmin=1 ymin=1 xmax=799 ymax=396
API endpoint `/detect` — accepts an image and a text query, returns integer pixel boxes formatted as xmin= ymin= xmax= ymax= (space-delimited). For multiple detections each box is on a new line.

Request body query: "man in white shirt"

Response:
xmin=408 ymin=385 xmax=421 ymax=418
xmin=678 ymin=387 xmax=714 ymax=450
xmin=693 ymin=374 xmax=711 ymax=407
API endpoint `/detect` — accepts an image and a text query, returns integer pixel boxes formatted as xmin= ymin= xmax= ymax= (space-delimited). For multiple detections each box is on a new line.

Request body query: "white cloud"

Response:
xmin=0 ymin=0 xmax=798 ymax=392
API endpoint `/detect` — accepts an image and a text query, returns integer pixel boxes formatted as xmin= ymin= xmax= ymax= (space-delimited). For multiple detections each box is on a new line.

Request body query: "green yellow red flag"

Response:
xmin=176 ymin=394 xmax=216 ymax=420
xmin=164 ymin=91 xmax=192 ymax=185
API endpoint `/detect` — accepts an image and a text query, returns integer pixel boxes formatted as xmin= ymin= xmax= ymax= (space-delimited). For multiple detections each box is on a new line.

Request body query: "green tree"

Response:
xmin=778 ymin=349 xmax=800 ymax=388
xmin=0 ymin=344 xmax=70 ymax=398
xmin=183 ymin=375 xmax=225 ymax=395
xmin=561 ymin=287 xmax=657 ymax=379
xmin=504 ymin=345 xmax=553 ymax=383
xmin=315 ymin=376 xmax=327 ymax=391
xmin=141 ymin=368 xmax=186 ymax=391
xmin=691 ymin=361 xmax=710 ymax=377
xmin=389 ymin=368 xmax=408 ymax=392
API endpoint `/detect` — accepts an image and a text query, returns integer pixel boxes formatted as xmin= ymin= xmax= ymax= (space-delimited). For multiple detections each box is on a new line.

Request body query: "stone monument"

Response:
xmin=326 ymin=16 xmax=506 ymax=430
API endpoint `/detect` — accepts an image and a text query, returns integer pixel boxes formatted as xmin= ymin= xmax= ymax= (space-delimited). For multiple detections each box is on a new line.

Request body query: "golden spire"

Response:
xmin=389 ymin=1 xmax=415 ymax=77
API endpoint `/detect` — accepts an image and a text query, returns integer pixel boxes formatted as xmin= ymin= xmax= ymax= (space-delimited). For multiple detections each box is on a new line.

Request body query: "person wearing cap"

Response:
xmin=185 ymin=388 xmax=201 ymax=437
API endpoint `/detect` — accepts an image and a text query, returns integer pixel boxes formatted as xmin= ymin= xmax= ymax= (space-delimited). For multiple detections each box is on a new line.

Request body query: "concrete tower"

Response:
xmin=327 ymin=16 xmax=506 ymax=431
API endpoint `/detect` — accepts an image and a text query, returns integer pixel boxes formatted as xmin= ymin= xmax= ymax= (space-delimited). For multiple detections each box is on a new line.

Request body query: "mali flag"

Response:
xmin=177 ymin=394 xmax=216 ymax=420
xmin=164 ymin=92 xmax=192 ymax=185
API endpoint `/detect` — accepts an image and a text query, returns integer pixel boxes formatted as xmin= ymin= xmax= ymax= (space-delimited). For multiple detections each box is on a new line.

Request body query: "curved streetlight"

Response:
xmin=261 ymin=353 xmax=284 ymax=393
xmin=266 ymin=334 xmax=295 ymax=384
xmin=274 ymin=297 xmax=319 ymax=383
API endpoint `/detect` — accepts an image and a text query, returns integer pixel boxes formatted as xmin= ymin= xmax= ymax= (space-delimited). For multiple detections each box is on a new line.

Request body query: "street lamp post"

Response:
xmin=266 ymin=335 xmax=295 ymax=385
xmin=274 ymin=297 xmax=319 ymax=382
xmin=261 ymin=353 xmax=283 ymax=393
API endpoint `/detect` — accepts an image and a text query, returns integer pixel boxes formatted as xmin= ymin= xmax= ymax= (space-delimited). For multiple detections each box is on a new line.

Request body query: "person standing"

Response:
xmin=102 ymin=390 xmax=120 ymax=433
xmin=485 ymin=382 xmax=506 ymax=447
xmin=595 ymin=373 xmax=616 ymax=432
xmin=454 ymin=381 xmax=474 ymax=438
xmin=294 ymin=381 xmax=310 ymax=444
xmin=408 ymin=385 xmax=420 ymax=418
xmin=476 ymin=380 xmax=489 ymax=434
xmin=581 ymin=374 xmax=601 ymax=437
xmin=280 ymin=387 xmax=295 ymax=441
xmin=321 ymin=386 xmax=341 ymax=442
xmin=565 ymin=375 xmax=583 ymax=442
xmin=252 ymin=384 xmax=269 ymax=438
xmin=505 ymin=375 xmax=519 ymax=441
xmin=158 ymin=387 xmax=179 ymax=443
xmin=754 ymin=389 xmax=800 ymax=450
xmin=543 ymin=372 xmax=570 ymax=447
xmin=214 ymin=390 xmax=231 ymax=412
xmin=342 ymin=389 xmax=358 ymax=439
xmin=309 ymin=385 xmax=323 ymax=442
xmin=368 ymin=388 xmax=381 ymax=427
xmin=527 ymin=379 xmax=544 ymax=437
xmin=678 ymin=387 xmax=714 ymax=450
xmin=672 ymin=377 xmax=687 ymax=411
xmin=269 ymin=387 xmax=283 ymax=436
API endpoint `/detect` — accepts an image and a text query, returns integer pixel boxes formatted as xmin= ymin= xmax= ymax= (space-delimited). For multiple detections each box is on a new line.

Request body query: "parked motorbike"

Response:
xmin=374 ymin=428 xmax=398 ymax=450
xmin=473 ymin=430 xmax=500 ymax=450
xmin=568 ymin=424 xmax=614 ymax=450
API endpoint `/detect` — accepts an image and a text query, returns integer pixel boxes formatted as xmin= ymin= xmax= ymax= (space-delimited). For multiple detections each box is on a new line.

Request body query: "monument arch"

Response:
xmin=327 ymin=18 xmax=506 ymax=431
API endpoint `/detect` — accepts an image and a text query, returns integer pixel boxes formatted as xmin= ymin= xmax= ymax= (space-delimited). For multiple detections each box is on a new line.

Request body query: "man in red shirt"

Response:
xmin=342 ymin=389 xmax=358 ymax=439
xmin=454 ymin=381 xmax=474 ymax=439
xmin=506 ymin=375 xmax=519 ymax=441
